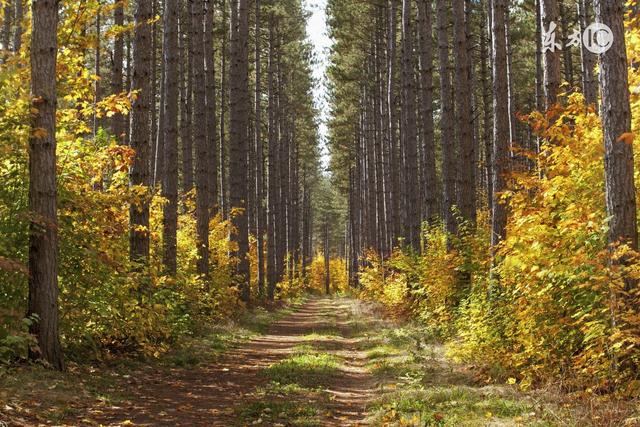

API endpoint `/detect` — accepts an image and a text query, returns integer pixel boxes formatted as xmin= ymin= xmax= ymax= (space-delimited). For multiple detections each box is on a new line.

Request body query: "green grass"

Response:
xmin=261 ymin=352 xmax=342 ymax=388
xmin=0 ymin=298 xmax=307 ymax=425
xmin=366 ymin=345 xmax=401 ymax=360
xmin=370 ymin=386 xmax=541 ymax=426
xmin=359 ymin=319 xmax=559 ymax=426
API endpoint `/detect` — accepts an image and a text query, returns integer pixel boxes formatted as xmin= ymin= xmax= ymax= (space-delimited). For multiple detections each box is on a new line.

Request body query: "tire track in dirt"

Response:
xmin=94 ymin=297 xmax=376 ymax=426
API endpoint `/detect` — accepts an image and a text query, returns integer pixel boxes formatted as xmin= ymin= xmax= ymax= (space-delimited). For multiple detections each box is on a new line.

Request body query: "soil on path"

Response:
xmin=95 ymin=297 xmax=376 ymax=426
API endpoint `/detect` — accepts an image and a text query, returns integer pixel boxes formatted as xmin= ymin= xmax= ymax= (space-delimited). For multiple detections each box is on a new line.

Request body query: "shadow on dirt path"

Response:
xmin=95 ymin=297 xmax=377 ymax=426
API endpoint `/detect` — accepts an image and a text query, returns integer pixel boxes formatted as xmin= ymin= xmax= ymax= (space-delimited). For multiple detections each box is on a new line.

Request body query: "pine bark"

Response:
xmin=28 ymin=0 xmax=64 ymax=371
xmin=266 ymin=18 xmax=277 ymax=299
xmin=180 ymin=3 xmax=194 ymax=191
xmin=578 ymin=0 xmax=598 ymax=108
xmin=3 ymin=0 xmax=12 ymax=53
xmin=418 ymin=0 xmax=438 ymax=225
xmin=111 ymin=0 xmax=125 ymax=144
xmin=401 ymin=0 xmax=420 ymax=251
xmin=191 ymin=0 xmax=210 ymax=278
xmin=453 ymin=0 xmax=475 ymax=226
xmin=229 ymin=0 xmax=251 ymax=302
xmin=129 ymin=0 xmax=153 ymax=267
xmin=205 ymin=0 xmax=218 ymax=212
xmin=595 ymin=0 xmax=638 ymax=254
xmin=491 ymin=0 xmax=509 ymax=248
xmin=541 ymin=0 xmax=561 ymax=107
xmin=388 ymin=0 xmax=400 ymax=245
xmin=436 ymin=0 xmax=457 ymax=240
xmin=255 ymin=0 xmax=265 ymax=297
xmin=162 ymin=0 xmax=180 ymax=275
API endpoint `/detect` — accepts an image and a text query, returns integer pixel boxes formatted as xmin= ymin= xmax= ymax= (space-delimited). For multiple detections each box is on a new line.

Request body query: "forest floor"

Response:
xmin=2 ymin=296 xmax=638 ymax=426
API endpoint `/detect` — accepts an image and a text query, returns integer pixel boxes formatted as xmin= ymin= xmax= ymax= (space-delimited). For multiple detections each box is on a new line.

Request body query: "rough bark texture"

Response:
xmin=578 ymin=0 xmax=598 ymax=108
xmin=595 ymin=0 xmax=638 ymax=254
xmin=453 ymin=0 xmax=475 ymax=226
xmin=541 ymin=0 xmax=561 ymax=107
xmin=491 ymin=0 xmax=509 ymax=248
xmin=559 ymin=0 xmax=573 ymax=87
xmin=388 ymin=0 xmax=400 ymax=245
xmin=401 ymin=0 xmax=419 ymax=251
xmin=3 ymin=0 xmax=12 ymax=53
xmin=181 ymin=2 xmax=194 ymax=192
xmin=129 ymin=0 xmax=153 ymax=267
xmin=229 ymin=0 xmax=251 ymax=302
xmin=255 ymin=0 xmax=265 ymax=297
xmin=111 ymin=0 xmax=125 ymax=144
xmin=436 ymin=0 xmax=457 ymax=241
xmin=205 ymin=0 xmax=218 ymax=213
xmin=28 ymin=0 xmax=64 ymax=371
xmin=191 ymin=0 xmax=210 ymax=278
xmin=267 ymin=18 xmax=277 ymax=299
xmin=535 ymin=0 xmax=544 ymax=112
xmin=162 ymin=0 xmax=180 ymax=275
xmin=418 ymin=0 xmax=438 ymax=225
xmin=480 ymin=0 xmax=493 ymax=212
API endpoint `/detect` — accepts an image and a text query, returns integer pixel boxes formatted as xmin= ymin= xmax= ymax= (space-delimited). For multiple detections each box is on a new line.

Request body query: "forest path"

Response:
xmin=97 ymin=297 xmax=377 ymax=426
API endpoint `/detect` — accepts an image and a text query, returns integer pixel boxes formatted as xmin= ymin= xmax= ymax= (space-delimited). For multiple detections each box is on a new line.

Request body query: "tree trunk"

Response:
xmin=541 ymin=0 xmax=561 ymax=107
xmin=28 ymin=0 xmax=64 ymax=370
xmin=3 ymin=0 xmax=12 ymax=53
xmin=220 ymin=0 xmax=228 ymax=218
xmin=453 ymin=0 xmax=475 ymax=227
xmin=535 ymin=0 xmax=544 ymax=112
xmin=595 ymin=0 xmax=638 ymax=256
xmin=12 ymin=0 xmax=22 ymax=53
xmin=229 ymin=0 xmax=251 ymax=302
xmin=324 ymin=220 xmax=330 ymax=295
xmin=191 ymin=0 xmax=210 ymax=278
xmin=480 ymin=0 xmax=493 ymax=212
xmin=255 ymin=0 xmax=265 ymax=297
xmin=150 ymin=0 xmax=158 ymax=186
xmin=578 ymin=0 xmax=598 ymax=108
xmin=418 ymin=0 xmax=438 ymax=225
xmin=129 ymin=0 xmax=153 ymax=268
xmin=401 ymin=0 xmax=420 ymax=251
xmin=266 ymin=17 xmax=277 ymax=299
xmin=205 ymin=0 xmax=218 ymax=213
xmin=388 ymin=0 xmax=400 ymax=246
xmin=559 ymin=0 xmax=574 ymax=88
xmin=111 ymin=0 xmax=125 ymax=144
xmin=180 ymin=3 xmax=194 ymax=191
xmin=93 ymin=6 xmax=101 ymax=139
xmin=162 ymin=0 xmax=180 ymax=275
xmin=491 ymin=0 xmax=509 ymax=249
xmin=436 ymin=0 xmax=457 ymax=241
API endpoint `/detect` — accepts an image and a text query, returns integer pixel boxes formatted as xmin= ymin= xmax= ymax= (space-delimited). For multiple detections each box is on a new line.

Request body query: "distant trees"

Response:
xmin=328 ymin=0 xmax=622 ymax=282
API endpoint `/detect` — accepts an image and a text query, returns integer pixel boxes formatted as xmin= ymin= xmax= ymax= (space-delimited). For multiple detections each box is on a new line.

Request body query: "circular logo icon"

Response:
xmin=583 ymin=23 xmax=614 ymax=54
